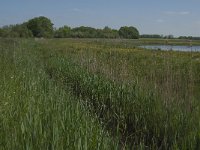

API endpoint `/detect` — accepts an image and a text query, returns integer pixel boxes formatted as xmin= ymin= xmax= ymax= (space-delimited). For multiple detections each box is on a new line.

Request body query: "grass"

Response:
xmin=1 ymin=38 xmax=200 ymax=149
xmin=0 ymin=39 xmax=117 ymax=150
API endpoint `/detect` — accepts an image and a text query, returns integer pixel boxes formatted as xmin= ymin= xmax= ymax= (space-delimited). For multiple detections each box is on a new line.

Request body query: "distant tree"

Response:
xmin=191 ymin=37 xmax=200 ymax=40
xmin=0 ymin=28 xmax=4 ymax=37
xmin=164 ymin=35 xmax=174 ymax=39
xmin=69 ymin=26 xmax=120 ymax=39
xmin=54 ymin=26 xmax=71 ymax=38
xmin=178 ymin=36 xmax=200 ymax=40
xmin=119 ymin=26 xmax=139 ymax=39
xmin=140 ymin=34 xmax=163 ymax=39
xmin=0 ymin=25 xmax=18 ymax=37
xmin=27 ymin=16 xmax=54 ymax=38
xmin=0 ymin=16 xmax=142 ymax=39
xmin=0 ymin=28 xmax=5 ymax=37
xmin=0 ymin=25 xmax=12 ymax=37
xmin=0 ymin=24 xmax=32 ymax=38
xmin=71 ymin=26 xmax=97 ymax=38
xmin=178 ymin=36 xmax=188 ymax=39
xmin=11 ymin=24 xmax=33 ymax=38
xmin=100 ymin=26 xmax=119 ymax=38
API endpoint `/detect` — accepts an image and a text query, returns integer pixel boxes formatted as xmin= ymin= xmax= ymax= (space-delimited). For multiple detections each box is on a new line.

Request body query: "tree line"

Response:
xmin=140 ymin=34 xmax=200 ymax=40
xmin=140 ymin=34 xmax=175 ymax=39
xmin=0 ymin=16 xmax=140 ymax=39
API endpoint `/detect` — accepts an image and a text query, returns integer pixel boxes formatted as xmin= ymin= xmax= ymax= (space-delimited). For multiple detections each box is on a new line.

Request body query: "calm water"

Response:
xmin=140 ymin=45 xmax=200 ymax=52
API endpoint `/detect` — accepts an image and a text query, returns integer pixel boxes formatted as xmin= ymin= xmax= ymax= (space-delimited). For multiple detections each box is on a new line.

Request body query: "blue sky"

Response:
xmin=0 ymin=0 xmax=200 ymax=36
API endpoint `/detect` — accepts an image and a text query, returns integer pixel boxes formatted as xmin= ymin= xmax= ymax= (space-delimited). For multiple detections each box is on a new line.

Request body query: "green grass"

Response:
xmin=0 ymin=39 xmax=117 ymax=150
xmin=1 ymin=38 xmax=200 ymax=149
xmin=40 ymin=38 xmax=200 ymax=101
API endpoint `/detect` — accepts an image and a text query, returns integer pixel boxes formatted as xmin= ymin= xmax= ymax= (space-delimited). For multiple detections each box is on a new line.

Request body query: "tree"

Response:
xmin=71 ymin=26 xmax=98 ymax=38
xmin=164 ymin=35 xmax=174 ymax=39
xmin=0 ymin=28 xmax=4 ymax=37
xmin=0 ymin=28 xmax=2 ymax=36
xmin=11 ymin=24 xmax=33 ymax=38
xmin=119 ymin=26 xmax=139 ymax=39
xmin=0 ymin=24 xmax=33 ymax=38
xmin=100 ymin=26 xmax=119 ymax=38
xmin=0 ymin=25 xmax=12 ymax=37
xmin=54 ymin=26 xmax=71 ymax=38
xmin=140 ymin=34 xmax=163 ymax=39
xmin=27 ymin=16 xmax=54 ymax=38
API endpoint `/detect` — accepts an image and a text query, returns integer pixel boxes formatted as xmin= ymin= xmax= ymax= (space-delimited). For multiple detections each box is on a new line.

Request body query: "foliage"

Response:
xmin=54 ymin=26 xmax=71 ymax=38
xmin=99 ymin=26 xmax=119 ymax=38
xmin=140 ymin=34 xmax=163 ymax=38
xmin=119 ymin=26 xmax=139 ymax=39
xmin=54 ymin=26 xmax=120 ymax=39
xmin=0 ymin=24 xmax=32 ymax=38
xmin=178 ymin=36 xmax=200 ymax=40
xmin=163 ymin=35 xmax=174 ymax=39
xmin=27 ymin=16 xmax=54 ymax=38
xmin=0 ymin=16 xmax=140 ymax=39
xmin=70 ymin=26 xmax=97 ymax=38
xmin=11 ymin=24 xmax=33 ymax=37
xmin=0 ymin=28 xmax=4 ymax=37
xmin=1 ymin=16 xmax=200 ymax=40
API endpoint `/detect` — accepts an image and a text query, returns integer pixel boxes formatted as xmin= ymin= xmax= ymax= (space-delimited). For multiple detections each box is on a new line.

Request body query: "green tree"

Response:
xmin=0 ymin=24 xmax=32 ymax=38
xmin=0 ymin=28 xmax=4 ymax=37
xmin=11 ymin=24 xmax=33 ymax=38
xmin=54 ymin=26 xmax=71 ymax=38
xmin=0 ymin=25 xmax=12 ymax=37
xmin=71 ymin=26 xmax=97 ymax=38
xmin=0 ymin=28 xmax=3 ymax=37
xmin=140 ymin=34 xmax=163 ymax=39
xmin=27 ymin=16 xmax=54 ymax=38
xmin=101 ymin=26 xmax=119 ymax=38
xmin=119 ymin=26 xmax=139 ymax=39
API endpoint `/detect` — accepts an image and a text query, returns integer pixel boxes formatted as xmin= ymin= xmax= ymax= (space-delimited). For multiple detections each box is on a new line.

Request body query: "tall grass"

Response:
xmin=40 ymin=38 xmax=200 ymax=149
xmin=0 ymin=39 xmax=117 ymax=150
xmin=1 ymin=38 xmax=200 ymax=149
xmin=45 ymin=51 xmax=200 ymax=149
xmin=39 ymin=38 xmax=200 ymax=102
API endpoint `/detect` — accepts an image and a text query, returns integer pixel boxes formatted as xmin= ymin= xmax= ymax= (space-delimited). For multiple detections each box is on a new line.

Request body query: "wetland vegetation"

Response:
xmin=1 ymin=37 xmax=200 ymax=149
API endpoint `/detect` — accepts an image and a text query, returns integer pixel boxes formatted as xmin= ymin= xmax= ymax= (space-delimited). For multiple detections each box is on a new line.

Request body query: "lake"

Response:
xmin=140 ymin=45 xmax=200 ymax=52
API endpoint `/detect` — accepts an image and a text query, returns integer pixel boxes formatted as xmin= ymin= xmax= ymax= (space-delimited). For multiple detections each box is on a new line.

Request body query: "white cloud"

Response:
xmin=38 ymin=14 xmax=45 ymax=17
xmin=156 ymin=19 xmax=164 ymax=23
xmin=164 ymin=11 xmax=190 ymax=15
xmin=179 ymin=11 xmax=190 ymax=15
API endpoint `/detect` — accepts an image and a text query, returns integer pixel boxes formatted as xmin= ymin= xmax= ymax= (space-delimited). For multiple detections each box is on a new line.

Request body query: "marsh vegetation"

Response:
xmin=1 ymin=38 xmax=200 ymax=149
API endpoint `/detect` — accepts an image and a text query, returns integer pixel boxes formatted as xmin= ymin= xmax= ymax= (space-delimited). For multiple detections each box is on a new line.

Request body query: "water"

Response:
xmin=140 ymin=45 xmax=200 ymax=52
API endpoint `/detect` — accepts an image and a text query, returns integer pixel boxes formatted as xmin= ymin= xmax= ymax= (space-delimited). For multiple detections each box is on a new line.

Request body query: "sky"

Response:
xmin=0 ymin=0 xmax=200 ymax=37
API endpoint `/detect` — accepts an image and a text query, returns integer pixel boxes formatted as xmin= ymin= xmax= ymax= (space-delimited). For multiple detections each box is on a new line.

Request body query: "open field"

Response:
xmin=1 ymin=38 xmax=200 ymax=149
